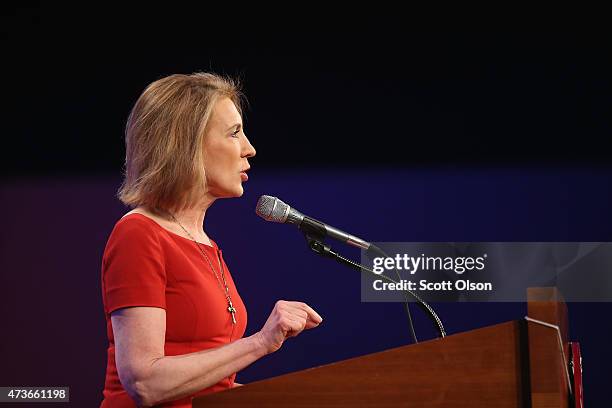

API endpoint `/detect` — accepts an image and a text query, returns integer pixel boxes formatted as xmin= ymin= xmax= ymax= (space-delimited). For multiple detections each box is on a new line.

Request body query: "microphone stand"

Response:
xmin=301 ymin=230 xmax=446 ymax=341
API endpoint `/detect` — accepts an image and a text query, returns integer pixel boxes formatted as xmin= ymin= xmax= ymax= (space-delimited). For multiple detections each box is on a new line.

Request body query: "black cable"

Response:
xmin=306 ymin=238 xmax=446 ymax=340
xmin=332 ymin=249 xmax=446 ymax=339
xmin=336 ymin=251 xmax=419 ymax=343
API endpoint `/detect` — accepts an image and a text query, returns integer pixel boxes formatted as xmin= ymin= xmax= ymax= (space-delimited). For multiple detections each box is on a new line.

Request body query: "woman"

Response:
xmin=100 ymin=72 xmax=323 ymax=407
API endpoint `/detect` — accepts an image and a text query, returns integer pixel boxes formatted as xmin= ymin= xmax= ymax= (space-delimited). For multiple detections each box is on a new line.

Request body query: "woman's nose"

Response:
xmin=242 ymin=135 xmax=256 ymax=158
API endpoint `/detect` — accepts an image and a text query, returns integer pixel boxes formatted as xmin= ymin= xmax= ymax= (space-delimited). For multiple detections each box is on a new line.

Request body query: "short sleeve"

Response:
xmin=102 ymin=217 xmax=167 ymax=314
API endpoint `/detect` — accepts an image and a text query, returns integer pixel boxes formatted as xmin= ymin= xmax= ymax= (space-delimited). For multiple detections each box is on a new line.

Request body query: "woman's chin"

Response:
xmin=208 ymin=181 xmax=245 ymax=199
xmin=233 ymin=183 xmax=245 ymax=197
xmin=217 ymin=186 xmax=244 ymax=198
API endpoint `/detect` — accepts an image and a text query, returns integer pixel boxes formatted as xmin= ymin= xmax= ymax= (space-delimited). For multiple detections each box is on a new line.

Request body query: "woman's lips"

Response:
xmin=240 ymin=171 xmax=249 ymax=181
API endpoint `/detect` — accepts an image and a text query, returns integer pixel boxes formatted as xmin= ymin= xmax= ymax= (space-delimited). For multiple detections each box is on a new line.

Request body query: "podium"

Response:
xmin=194 ymin=288 xmax=576 ymax=407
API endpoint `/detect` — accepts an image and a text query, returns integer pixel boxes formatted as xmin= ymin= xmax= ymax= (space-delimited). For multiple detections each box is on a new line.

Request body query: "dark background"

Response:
xmin=1 ymin=5 xmax=611 ymax=406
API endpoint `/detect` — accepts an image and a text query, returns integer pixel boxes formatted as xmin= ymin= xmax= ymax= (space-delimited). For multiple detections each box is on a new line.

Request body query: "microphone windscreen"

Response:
xmin=255 ymin=195 xmax=289 ymax=223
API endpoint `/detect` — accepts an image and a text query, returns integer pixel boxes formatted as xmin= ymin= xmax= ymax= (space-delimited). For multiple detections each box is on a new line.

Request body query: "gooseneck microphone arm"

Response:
xmin=301 ymin=227 xmax=446 ymax=340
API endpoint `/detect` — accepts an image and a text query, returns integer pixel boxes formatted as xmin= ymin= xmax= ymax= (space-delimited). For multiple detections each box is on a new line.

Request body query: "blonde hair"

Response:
xmin=117 ymin=72 xmax=244 ymax=211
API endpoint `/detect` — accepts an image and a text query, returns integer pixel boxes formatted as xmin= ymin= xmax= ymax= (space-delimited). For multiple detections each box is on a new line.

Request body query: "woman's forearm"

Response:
xmin=136 ymin=333 xmax=266 ymax=406
xmin=117 ymin=300 xmax=322 ymax=406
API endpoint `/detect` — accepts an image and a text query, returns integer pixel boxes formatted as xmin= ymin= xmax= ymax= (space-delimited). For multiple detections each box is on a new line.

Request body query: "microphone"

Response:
xmin=255 ymin=194 xmax=446 ymax=340
xmin=256 ymin=195 xmax=379 ymax=253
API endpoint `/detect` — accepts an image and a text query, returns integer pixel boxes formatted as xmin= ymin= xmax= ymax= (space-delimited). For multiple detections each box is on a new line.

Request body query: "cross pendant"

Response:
xmin=227 ymin=299 xmax=237 ymax=325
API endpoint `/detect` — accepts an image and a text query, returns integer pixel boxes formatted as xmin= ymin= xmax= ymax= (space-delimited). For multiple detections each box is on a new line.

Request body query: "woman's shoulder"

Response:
xmin=117 ymin=211 xmax=155 ymax=227
xmin=109 ymin=209 xmax=164 ymax=241
xmin=110 ymin=208 xmax=219 ymax=250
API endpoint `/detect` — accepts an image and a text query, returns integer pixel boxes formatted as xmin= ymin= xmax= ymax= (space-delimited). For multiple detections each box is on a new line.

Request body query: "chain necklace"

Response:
xmin=169 ymin=213 xmax=237 ymax=325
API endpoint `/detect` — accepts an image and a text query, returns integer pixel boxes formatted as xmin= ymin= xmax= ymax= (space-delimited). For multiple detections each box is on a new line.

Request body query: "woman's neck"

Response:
xmin=152 ymin=194 xmax=216 ymax=243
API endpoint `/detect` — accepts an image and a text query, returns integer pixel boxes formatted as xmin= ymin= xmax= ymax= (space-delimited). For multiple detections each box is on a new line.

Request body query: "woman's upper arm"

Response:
xmin=111 ymin=307 xmax=166 ymax=387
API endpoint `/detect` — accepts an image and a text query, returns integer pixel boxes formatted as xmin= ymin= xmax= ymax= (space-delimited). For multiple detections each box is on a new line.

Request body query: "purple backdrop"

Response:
xmin=1 ymin=167 xmax=611 ymax=405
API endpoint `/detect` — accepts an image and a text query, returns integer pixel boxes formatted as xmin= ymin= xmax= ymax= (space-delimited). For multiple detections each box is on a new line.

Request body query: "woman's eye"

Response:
xmin=231 ymin=129 xmax=240 ymax=138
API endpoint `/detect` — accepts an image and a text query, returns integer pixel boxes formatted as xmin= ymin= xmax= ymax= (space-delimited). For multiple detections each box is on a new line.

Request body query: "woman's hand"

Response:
xmin=255 ymin=300 xmax=323 ymax=354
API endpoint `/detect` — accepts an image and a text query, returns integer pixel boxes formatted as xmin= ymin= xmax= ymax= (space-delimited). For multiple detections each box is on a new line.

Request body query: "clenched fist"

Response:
xmin=255 ymin=300 xmax=323 ymax=354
